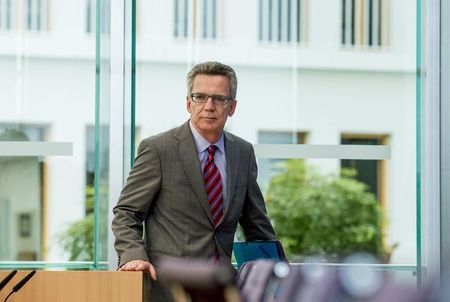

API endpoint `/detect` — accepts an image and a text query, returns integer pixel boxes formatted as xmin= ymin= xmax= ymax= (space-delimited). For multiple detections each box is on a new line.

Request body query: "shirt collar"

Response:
xmin=189 ymin=120 xmax=225 ymax=154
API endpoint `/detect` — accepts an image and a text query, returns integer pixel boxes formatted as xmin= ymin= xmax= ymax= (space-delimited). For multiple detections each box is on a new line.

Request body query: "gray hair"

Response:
xmin=187 ymin=61 xmax=238 ymax=99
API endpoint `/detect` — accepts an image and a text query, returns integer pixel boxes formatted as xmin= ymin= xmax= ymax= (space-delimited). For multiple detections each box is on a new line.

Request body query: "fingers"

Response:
xmin=148 ymin=264 xmax=157 ymax=281
xmin=119 ymin=260 xmax=147 ymax=271
xmin=119 ymin=260 xmax=158 ymax=281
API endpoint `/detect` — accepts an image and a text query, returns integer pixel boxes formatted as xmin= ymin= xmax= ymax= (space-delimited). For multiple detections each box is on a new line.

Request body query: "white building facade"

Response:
xmin=0 ymin=0 xmax=417 ymax=267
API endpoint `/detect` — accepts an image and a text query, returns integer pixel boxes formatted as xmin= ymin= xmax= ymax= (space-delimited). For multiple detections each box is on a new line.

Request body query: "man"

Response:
xmin=112 ymin=61 xmax=276 ymax=298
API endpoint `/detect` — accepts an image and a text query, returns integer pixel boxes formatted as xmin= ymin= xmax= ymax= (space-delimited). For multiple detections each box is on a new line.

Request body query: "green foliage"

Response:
xmin=266 ymin=160 xmax=386 ymax=261
xmin=58 ymin=186 xmax=95 ymax=261
xmin=85 ymin=185 xmax=95 ymax=214
xmin=59 ymin=214 xmax=94 ymax=261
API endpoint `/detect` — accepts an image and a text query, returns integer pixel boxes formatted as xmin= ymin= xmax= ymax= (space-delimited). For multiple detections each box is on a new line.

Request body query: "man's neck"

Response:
xmin=201 ymin=132 xmax=221 ymax=144
xmin=189 ymin=121 xmax=223 ymax=144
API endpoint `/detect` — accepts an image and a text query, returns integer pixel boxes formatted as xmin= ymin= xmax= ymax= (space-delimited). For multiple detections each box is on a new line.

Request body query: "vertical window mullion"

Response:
xmin=212 ymin=0 xmax=216 ymax=39
xmin=372 ymin=0 xmax=379 ymax=46
xmin=33 ymin=0 xmax=37 ymax=30
xmin=342 ymin=0 xmax=345 ymax=45
xmin=174 ymin=0 xmax=179 ymax=37
xmin=259 ymin=0 xmax=263 ymax=41
xmin=281 ymin=0 xmax=287 ymax=42
xmin=92 ymin=0 xmax=96 ymax=33
xmin=363 ymin=0 xmax=370 ymax=46
xmin=183 ymin=0 xmax=188 ymax=38
xmin=10 ymin=0 xmax=13 ymax=28
xmin=287 ymin=0 xmax=291 ymax=42
xmin=192 ymin=0 xmax=197 ymax=38
xmin=378 ymin=0 xmax=382 ymax=46
xmin=7 ymin=0 xmax=10 ymax=28
xmin=296 ymin=0 xmax=301 ymax=43
xmin=101 ymin=0 xmax=109 ymax=34
xmin=357 ymin=0 xmax=363 ymax=46
xmin=277 ymin=0 xmax=282 ymax=42
xmin=86 ymin=0 xmax=91 ymax=33
xmin=268 ymin=0 xmax=272 ymax=41
xmin=345 ymin=0 xmax=353 ymax=45
xmin=368 ymin=0 xmax=373 ymax=46
xmin=264 ymin=0 xmax=269 ymax=41
xmin=0 ymin=0 xmax=3 ymax=29
xmin=351 ymin=0 xmax=355 ymax=45
xmin=29 ymin=0 xmax=33 ymax=30
xmin=26 ymin=0 xmax=31 ymax=30
xmin=202 ymin=0 xmax=207 ymax=38
xmin=0 ymin=0 xmax=4 ymax=29
xmin=37 ymin=0 xmax=41 ymax=31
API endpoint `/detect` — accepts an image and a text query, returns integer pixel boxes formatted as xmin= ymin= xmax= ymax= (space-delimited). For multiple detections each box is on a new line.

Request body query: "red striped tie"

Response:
xmin=203 ymin=145 xmax=224 ymax=226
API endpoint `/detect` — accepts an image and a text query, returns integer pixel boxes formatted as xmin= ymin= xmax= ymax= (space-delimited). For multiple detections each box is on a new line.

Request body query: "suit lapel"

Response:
xmin=175 ymin=122 xmax=213 ymax=224
xmin=222 ymin=132 xmax=239 ymax=221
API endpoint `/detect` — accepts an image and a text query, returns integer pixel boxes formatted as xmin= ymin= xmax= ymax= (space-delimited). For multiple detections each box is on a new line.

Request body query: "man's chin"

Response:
xmin=198 ymin=124 xmax=221 ymax=134
xmin=202 ymin=118 xmax=217 ymax=123
xmin=200 ymin=126 xmax=217 ymax=133
xmin=200 ymin=120 xmax=218 ymax=127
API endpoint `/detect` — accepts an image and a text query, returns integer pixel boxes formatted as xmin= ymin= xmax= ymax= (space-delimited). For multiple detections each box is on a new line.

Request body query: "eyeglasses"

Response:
xmin=190 ymin=93 xmax=232 ymax=106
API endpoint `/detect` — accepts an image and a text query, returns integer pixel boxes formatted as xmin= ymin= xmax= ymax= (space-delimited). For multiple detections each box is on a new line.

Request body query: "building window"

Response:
xmin=341 ymin=0 xmax=388 ymax=47
xmin=174 ymin=0 xmax=187 ymax=38
xmin=0 ymin=0 xmax=13 ymax=30
xmin=173 ymin=0 xmax=219 ymax=40
xmin=25 ymin=0 xmax=48 ymax=31
xmin=0 ymin=0 xmax=49 ymax=32
xmin=86 ymin=0 xmax=110 ymax=34
xmin=258 ymin=131 xmax=307 ymax=193
xmin=340 ymin=135 xmax=388 ymax=206
xmin=201 ymin=0 xmax=217 ymax=39
xmin=86 ymin=0 xmax=94 ymax=33
xmin=259 ymin=0 xmax=305 ymax=43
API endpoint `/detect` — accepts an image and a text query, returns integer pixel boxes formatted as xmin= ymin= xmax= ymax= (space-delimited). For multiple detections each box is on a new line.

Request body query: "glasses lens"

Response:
xmin=191 ymin=94 xmax=229 ymax=105
xmin=213 ymin=96 xmax=228 ymax=105
xmin=192 ymin=94 xmax=208 ymax=103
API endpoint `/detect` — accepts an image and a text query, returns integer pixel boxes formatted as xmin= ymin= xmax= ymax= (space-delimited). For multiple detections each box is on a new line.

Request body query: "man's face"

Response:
xmin=187 ymin=74 xmax=237 ymax=141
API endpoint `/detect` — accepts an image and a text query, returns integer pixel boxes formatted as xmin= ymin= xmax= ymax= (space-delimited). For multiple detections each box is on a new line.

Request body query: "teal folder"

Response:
xmin=233 ymin=240 xmax=287 ymax=268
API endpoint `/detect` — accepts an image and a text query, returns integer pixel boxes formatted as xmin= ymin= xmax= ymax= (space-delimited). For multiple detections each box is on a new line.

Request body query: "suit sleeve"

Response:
xmin=111 ymin=139 xmax=161 ymax=267
xmin=239 ymin=145 xmax=277 ymax=241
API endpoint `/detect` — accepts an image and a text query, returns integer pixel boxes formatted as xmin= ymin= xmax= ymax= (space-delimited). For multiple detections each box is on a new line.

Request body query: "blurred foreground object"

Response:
xmin=157 ymin=256 xmax=241 ymax=302
xmin=237 ymin=254 xmax=433 ymax=302
xmin=158 ymin=254 xmax=447 ymax=302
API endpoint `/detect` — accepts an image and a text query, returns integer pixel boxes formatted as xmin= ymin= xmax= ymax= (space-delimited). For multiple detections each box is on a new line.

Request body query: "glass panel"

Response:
xmin=133 ymin=0 xmax=418 ymax=269
xmin=264 ymin=157 xmax=416 ymax=265
xmin=0 ymin=0 xmax=110 ymax=268
xmin=96 ymin=0 xmax=111 ymax=268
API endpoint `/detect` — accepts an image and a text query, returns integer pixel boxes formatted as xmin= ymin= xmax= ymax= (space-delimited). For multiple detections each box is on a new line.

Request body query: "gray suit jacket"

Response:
xmin=112 ymin=121 xmax=276 ymax=267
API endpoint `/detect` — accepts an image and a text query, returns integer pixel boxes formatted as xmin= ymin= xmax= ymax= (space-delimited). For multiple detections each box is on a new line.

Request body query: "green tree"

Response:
xmin=58 ymin=186 xmax=94 ymax=261
xmin=266 ymin=159 xmax=389 ymax=262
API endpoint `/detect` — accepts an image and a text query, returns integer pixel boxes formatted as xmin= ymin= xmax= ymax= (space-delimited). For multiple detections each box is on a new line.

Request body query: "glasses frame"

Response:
xmin=190 ymin=93 xmax=232 ymax=106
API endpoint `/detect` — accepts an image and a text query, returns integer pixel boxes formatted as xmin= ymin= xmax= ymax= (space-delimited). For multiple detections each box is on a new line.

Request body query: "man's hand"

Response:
xmin=119 ymin=260 xmax=157 ymax=281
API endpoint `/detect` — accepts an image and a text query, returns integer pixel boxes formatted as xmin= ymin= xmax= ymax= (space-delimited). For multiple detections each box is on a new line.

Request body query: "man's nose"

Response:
xmin=203 ymin=97 xmax=216 ymax=110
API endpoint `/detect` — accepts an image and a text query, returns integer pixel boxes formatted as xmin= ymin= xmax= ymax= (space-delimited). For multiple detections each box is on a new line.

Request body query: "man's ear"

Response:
xmin=186 ymin=96 xmax=192 ymax=113
xmin=227 ymin=100 xmax=237 ymax=117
